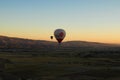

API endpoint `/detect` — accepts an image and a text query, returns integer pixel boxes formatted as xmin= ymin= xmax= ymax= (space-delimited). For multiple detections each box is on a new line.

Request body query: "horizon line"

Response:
xmin=0 ymin=35 xmax=120 ymax=45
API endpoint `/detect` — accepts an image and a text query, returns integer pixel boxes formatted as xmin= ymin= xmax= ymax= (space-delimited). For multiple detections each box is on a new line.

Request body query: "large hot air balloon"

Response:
xmin=54 ymin=29 xmax=66 ymax=44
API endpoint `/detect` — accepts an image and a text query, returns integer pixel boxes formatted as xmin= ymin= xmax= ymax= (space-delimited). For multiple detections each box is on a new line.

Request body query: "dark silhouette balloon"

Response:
xmin=54 ymin=29 xmax=66 ymax=44
xmin=50 ymin=36 xmax=53 ymax=39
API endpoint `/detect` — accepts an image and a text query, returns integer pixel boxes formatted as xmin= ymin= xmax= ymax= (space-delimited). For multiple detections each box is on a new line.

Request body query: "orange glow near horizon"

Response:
xmin=1 ymin=32 xmax=120 ymax=44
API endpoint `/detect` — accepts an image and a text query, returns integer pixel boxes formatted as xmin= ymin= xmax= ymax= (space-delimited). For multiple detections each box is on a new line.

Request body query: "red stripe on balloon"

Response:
xmin=59 ymin=32 xmax=64 ymax=37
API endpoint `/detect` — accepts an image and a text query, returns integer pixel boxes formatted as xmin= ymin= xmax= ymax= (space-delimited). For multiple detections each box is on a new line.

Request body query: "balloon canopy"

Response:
xmin=54 ymin=29 xmax=66 ymax=44
xmin=50 ymin=36 xmax=53 ymax=39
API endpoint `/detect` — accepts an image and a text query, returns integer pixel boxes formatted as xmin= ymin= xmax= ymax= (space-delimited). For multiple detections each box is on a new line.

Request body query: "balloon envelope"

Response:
xmin=50 ymin=36 xmax=53 ymax=39
xmin=54 ymin=29 xmax=66 ymax=43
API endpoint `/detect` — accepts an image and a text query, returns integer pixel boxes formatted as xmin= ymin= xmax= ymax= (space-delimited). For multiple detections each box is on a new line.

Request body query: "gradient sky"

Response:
xmin=0 ymin=0 xmax=120 ymax=44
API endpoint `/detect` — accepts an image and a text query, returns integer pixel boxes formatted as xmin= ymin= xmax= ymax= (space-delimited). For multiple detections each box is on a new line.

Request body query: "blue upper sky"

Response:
xmin=0 ymin=0 xmax=120 ymax=43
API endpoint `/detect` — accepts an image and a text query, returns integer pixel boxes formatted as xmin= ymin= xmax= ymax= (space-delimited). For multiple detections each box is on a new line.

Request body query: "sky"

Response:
xmin=0 ymin=0 xmax=120 ymax=44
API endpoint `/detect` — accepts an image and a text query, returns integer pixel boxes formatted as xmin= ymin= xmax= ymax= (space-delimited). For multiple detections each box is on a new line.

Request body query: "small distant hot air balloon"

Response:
xmin=50 ymin=36 xmax=53 ymax=39
xmin=54 ymin=29 xmax=66 ymax=44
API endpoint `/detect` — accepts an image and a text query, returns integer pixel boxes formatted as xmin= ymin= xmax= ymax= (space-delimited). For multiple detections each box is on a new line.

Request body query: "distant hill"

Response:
xmin=0 ymin=35 xmax=56 ymax=49
xmin=0 ymin=35 xmax=120 ymax=58
xmin=0 ymin=35 xmax=119 ymax=49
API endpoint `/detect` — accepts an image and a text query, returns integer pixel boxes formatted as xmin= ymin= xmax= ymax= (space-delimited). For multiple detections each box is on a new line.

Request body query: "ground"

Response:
xmin=0 ymin=51 xmax=120 ymax=80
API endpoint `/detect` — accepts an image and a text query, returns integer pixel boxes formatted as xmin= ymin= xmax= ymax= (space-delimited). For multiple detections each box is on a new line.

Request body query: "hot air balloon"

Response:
xmin=50 ymin=36 xmax=53 ymax=39
xmin=54 ymin=29 xmax=66 ymax=44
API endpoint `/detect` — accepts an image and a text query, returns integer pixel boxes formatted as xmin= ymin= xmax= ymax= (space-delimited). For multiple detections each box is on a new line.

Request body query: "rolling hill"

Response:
xmin=0 ymin=35 xmax=119 ymax=49
xmin=0 ymin=35 xmax=56 ymax=49
xmin=0 ymin=35 xmax=120 ymax=57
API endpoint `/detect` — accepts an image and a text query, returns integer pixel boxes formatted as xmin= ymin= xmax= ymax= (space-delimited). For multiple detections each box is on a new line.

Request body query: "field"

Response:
xmin=0 ymin=50 xmax=120 ymax=80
